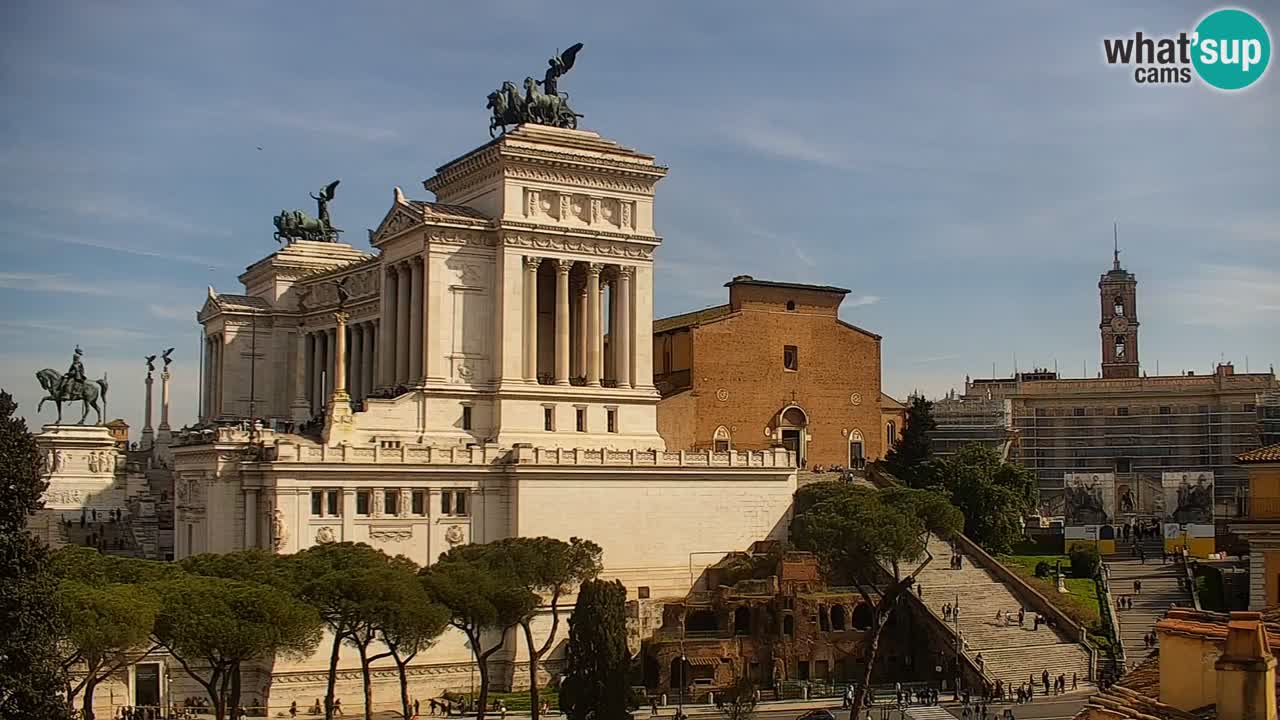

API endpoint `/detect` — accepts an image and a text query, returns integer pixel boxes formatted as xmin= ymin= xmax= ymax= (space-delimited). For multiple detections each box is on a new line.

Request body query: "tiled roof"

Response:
xmin=723 ymin=276 xmax=851 ymax=294
xmin=1238 ymin=443 xmax=1280 ymax=464
xmin=880 ymin=392 xmax=906 ymax=410
xmin=214 ymin=294 xmax=271 ymax=311
xmin=1079 ymin=684 xmax=1209 ymax=720
xmin=653 ymin=304 xmax=732 ymax=334
xmin=408 ymin=200 xmax=491 ymax=223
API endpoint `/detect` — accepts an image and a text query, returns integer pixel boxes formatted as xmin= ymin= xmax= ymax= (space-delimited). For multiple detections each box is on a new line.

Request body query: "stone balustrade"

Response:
xmin=262 ymin=440 xmax=794 ymax=468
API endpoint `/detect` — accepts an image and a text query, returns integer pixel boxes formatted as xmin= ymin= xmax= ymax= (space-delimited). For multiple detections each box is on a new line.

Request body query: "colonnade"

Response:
xmin=379 ymin=257 xmax=424 ymax=387
xmin=522 ymin=256 xmax=635 ymax=387
xmin=301 ymin=320 xmax=378 ymax=414
xmin=201 ymin=333 xmax=224 ymax=420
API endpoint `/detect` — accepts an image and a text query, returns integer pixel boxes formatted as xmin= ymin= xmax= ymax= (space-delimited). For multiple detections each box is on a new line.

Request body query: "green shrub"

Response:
xmin=1068 ymin=544 xmax=1101 ymax=579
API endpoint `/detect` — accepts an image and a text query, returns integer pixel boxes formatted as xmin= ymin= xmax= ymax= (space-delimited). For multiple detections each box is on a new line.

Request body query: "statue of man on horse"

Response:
xmin=36 ymin=346 xmax=110 ymax=425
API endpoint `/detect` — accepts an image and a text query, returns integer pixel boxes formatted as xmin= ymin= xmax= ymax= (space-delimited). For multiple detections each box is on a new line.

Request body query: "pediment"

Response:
xmin=197 ymin=293 xmax=221 ymax=322
xmin=369 ymin=203 xmax=423 ymax=246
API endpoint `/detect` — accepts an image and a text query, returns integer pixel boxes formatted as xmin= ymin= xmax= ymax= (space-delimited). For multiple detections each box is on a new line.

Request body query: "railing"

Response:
xmin=1097 ymin=562 xmax=1126 ymax=676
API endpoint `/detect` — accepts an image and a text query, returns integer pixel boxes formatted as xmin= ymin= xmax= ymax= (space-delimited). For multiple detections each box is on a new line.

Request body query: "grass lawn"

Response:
xmin=480 ymin=688 xmax=560 ymax=712
xmin=998 ymin=553 xmax=1102 ymax=632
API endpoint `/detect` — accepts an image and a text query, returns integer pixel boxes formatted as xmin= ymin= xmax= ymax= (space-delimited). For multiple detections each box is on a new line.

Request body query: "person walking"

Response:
xmin=1072 ymin=672 xmax=1078 ymax=690
xmin=290 ymin=701 xmax=298 ymax=718
xmin=1042 ymin=670 xmax=1050 ymax=694
xmin=1134 ymin=579 xmax=1142 ymax=595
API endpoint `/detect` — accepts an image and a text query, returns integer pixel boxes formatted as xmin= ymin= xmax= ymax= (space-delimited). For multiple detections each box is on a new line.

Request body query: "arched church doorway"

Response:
xmin=848 ymin=429 xmax=865 ymax=470
xmin=713 ymin=425 xmax=731 ymax=452
xmin=777 ymin=405 xmax=808 ymax=467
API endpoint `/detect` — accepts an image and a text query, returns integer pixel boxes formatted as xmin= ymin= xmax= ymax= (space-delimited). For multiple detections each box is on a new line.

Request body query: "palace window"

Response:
xmin=543 ymin=405 xmax=555 ymax=431
xmin=312 ymin=489 xmax=341 ymax=517
xmin=442 ymin=490 xmax=469 ymax=517
xmin=1117 ymin=407 xmax=1129 ymax=416
xmin=638 ymin=586 xmax=650 ymax=599
xmin=462 ymin=405 xmax=473 ymax=431
xmin=383 ymin=490 xmax=399 ymax=516
xmin=356 ymin=490 xmax=371 ymax=516
xmin=1074 ymin=407 xmax=1086 ymax=417
xmin=311 ymin=490 xmax=323 ymax=516
xmin=606 ymin=407 xmax=618 ymax=434
xmin=411 ymin=490 xmax=426 ymax=516
xmin=576 ymin=407 xmax=587 ymax=433
xmin=1160 ymin=406 xmax=1172 ymax=415
xmin=783 ymin=345 xmax=799 ymax=371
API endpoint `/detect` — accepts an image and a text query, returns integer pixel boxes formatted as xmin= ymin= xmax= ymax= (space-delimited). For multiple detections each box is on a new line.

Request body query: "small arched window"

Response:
xmin=786 ymin=300 xmax=796 ymax=311
xmin=1114 ymin=296 xmax=1124 ymax=317
xmin=1115 ymin=335 xmax=1126 ymax=359
xmin=886 ymin=422 xmax=897 ymax=448
xmin=831 ymin=605 xmax=847 ymax=631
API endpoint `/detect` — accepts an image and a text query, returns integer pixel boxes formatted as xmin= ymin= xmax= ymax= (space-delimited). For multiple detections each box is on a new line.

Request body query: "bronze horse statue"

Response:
xmin=35 ymin=369 xmax=109 ymax=425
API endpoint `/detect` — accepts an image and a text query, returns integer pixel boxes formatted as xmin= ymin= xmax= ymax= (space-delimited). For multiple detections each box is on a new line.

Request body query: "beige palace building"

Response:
xmin=166 ymin=124 xmax=798 ymax=713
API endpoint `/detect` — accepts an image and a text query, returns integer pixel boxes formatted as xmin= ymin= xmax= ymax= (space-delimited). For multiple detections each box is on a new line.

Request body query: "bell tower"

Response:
xmin=1100 ymin=228 xmax=1139 ymax=379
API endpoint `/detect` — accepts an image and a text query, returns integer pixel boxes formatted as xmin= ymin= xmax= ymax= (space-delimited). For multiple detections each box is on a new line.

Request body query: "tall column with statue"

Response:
xmin=324 ymin=278 xmax=356 ymax=446
xmin=155 ymin=349 xmax=175 ymax=461
xmin=141 ymin=354 xmax=156 ymax=451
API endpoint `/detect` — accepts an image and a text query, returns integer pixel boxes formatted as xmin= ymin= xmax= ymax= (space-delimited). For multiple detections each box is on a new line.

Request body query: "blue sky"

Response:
xmin=2 ymin=0 xmax=1277 ymax=432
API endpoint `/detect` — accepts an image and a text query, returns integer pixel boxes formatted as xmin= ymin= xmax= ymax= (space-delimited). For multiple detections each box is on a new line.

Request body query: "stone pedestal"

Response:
xmin=34 ymin=425 xmax=126 ymax=540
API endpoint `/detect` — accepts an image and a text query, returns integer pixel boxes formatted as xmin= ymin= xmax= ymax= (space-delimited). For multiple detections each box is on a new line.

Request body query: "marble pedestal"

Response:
xmin=35 ymin=424 xmax=126 ymax=515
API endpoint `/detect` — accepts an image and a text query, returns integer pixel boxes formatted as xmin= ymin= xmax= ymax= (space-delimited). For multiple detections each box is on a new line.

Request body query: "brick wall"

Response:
xmin=656 ymin=293 xmax=883 ymax=468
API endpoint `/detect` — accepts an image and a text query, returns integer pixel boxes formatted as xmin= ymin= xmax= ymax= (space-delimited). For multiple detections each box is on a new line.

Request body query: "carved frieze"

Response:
xmin=370 ymin=527 xmax=413 ymax=543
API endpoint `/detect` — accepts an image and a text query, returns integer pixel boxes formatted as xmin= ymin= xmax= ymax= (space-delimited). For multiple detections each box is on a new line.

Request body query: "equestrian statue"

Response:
xmin=274 ymin=180 xmax=341 ymax=244
xmin=487 ymin=43 xmax=584 ymax=137
xmin=35 ymin=345 xmax=110 ymax=425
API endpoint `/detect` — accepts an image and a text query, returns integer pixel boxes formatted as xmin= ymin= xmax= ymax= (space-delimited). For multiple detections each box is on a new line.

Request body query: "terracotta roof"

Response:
xmin=723 ymin=275 xmax=851 ymax=295
xmin=408 ymin=200 xmax=491 ymax=223
xmin=653 ymin=304 xmax=732 ymax=334
xmin=1079 ymin=684 xmax=1209 ymax=720
xmin=1238 ymin=443 xmax=1280 ymax=464
xmin=880 ymin=392 xmax=906 ymax=410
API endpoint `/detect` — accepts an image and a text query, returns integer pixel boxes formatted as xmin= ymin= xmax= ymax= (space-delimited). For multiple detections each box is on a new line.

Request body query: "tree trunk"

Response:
xmin=476 ymin=650 xmax=491 ymax=720
xmin=394 ymin=656 xmax=414 ymax=719
xmin=851 ymin=580 xmax=909 ymax=712
xmin=523 ymin=621 xmax=541 ymax=720
xmin=230 ymin=664 xmax=242 ymax=720
xmin=325 ymin=632 xmax=343 ymax=720
xmin=358 ymin=644 xmax=374 ymax=720
xmin=82 ymin=675 xmax=97 ymax=720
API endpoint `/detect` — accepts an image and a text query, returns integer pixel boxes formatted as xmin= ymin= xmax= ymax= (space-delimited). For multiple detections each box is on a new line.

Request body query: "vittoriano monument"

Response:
xmin=35 ymin=345 xmax=110 ymax=425
xmin=487 ymin=43 xmax=585 ymax=137
xmin=273 ymin=179 xmax=341 ymax=244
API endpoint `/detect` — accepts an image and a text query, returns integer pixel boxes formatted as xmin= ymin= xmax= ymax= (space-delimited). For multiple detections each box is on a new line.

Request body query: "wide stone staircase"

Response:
xmin=1105 ymin=537 xmax=1193 ymax=671
xmin=914 ymin=537 xmax=1094 ymax=693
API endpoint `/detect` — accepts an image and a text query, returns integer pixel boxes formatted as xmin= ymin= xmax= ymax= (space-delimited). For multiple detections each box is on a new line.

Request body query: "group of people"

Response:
xmin=1142 ymin=630 xmax=1158 ymax=649
xmin=942 ymin=602 xmax=961 ymax=621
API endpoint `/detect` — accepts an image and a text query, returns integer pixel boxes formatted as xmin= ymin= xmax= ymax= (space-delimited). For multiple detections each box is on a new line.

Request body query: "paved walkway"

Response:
xmin=1105 ymin=536 xmax=1192 ymax=670
xmin=915 ymin=538 xmax=1093 ymax=692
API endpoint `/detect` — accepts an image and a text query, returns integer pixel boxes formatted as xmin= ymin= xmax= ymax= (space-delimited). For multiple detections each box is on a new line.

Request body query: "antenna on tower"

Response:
xmin=1113 ymin=221 xmax=1121 ymax=270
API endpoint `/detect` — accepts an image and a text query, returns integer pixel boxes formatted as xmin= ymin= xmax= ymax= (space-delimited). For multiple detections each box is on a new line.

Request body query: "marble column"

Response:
xmin=381 ymin=266 xmax=399 ymax=386
xmin=396 ymin=264 xmax=411 ymax=384
xmin=586 ymin=263 xmax=603 ymax=387
xmin=211 ymin=335 xmax=221 ymax=417
xmin=312 ymin=333 xmax=324 ymax=414
xmin=293 ymin=329 xmax=311 ymax=420
xmin=202 ymin=337 xmax=212 ymax=421
xmin=334 ymin=317 xmax=348 ymax=395
xmin=350 ymin=325 xmax=363 ymax=402
xmin=142 ymin=373 xmax=155 ymax=450
xmin=617 ymin=266 xmax=633 ymax=388
xmin=575 ymin=285 xmax=588 ymax=379
xmin=363 ymin=322 xmax=377 ymax=400
xmin=159 ymin=368 xmax=172 ymax=430
xmin=523 ymin=257 xmax=540 ymax=382
xmin=409 ymin=258 xmax=424 ymax=382
xmin=327 ymin=328 xmax=337 ymax=398
xmin=554 ymin=259 xmax=572 ymax=385
xmin=316 ymin=331 xmax=328 ymax=407
xmin=244 ymin=489 xmax=258 ymax=549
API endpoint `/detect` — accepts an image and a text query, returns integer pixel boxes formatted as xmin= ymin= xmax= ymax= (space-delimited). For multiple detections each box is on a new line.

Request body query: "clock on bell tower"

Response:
xmin=1099 ymin=237 xmax=1139 ymax=379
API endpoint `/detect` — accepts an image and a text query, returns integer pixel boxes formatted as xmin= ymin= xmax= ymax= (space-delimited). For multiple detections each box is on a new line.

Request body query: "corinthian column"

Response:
xmin=554 ymin=259 xmax=572 ymax=385
xmin=586 ymin=263 xmax=603 ymax=387
xmin=350 ymin=324 xmax=364 ymax=402
xmin=575 ymin=285 xmax=588 ymax=379
xmin=292 ymin=328 xmax=311 ymax=421
xmin=323 ymin=311 xmax=355 ymax=446
xmin=381 ymin=266 xmax=398 ymax=386
xmin=523 ymin=257 xmax=540 ymax=382
xmin=409 ymin=258 xmax=424 ymax=382
xmin=617 ymin=266 xmax=633 ymax=388
xmin=396 ymin=264 xmax=411 ymax=384
xmin=142 ymin=371 xmax=155 ymax=450
xmin=364 ymin=322 xmax=377 ymax=399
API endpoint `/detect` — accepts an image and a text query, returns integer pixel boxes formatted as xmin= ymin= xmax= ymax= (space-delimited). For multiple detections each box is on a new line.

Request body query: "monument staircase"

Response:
xmin=1104 ymin=536 xmax=1195 ymax=671
xmin=913 ymin=536 xmax=1094 ymax=693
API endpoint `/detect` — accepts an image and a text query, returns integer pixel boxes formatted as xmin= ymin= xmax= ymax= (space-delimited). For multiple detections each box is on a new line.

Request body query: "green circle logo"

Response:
xmin=1192 ymin=9 xmax=1271 ymax=90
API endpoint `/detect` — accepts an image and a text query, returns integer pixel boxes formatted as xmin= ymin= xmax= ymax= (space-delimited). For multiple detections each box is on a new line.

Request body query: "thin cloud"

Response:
xmin=0 ymin=320 xmax=155 ymax=342
xmin=0 ymin=272 xmax=119 ymax=296
xmin=847 ymin=295 xmax=880 ymax=307
xmin=13 ymin=227 xmax=231 ymax=268
xmin=1157 ymin=265 xmax=1280 ymax=329
xmin=148 ymin=304 xmax=194 ymax=321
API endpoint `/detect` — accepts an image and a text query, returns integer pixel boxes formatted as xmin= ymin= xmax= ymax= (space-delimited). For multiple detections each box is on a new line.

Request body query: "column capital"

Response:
xmin=333 ymin=311 xmax=349 ymax=326
xmin=523 ymin=256 xmax=543 ymax=271
xmin=617 ymin=265 xmax=635 ymax=280
xmin=554 ymin=258 xmax=574 ymax=274
xmin=585 ymin=262 xmax=604 ymax=277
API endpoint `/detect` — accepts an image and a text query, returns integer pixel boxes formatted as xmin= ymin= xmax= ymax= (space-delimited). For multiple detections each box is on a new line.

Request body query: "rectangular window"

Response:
xmin=1116 ymin=458 xmax=1131 ymax=473
xmin=783 ymin=345 xmax=799 ymax=371
xmin=442 ymin=490 xmax=469 ymax=517
xmin=1160 ymin=406 xmax=1172 ymax=415
xmin=441 ymin=491 xmax=452 ymax=516
xmin=356 ymin=490 xmax=370 ymax=516
xmin=638 ymin=586 xmax=651 ymax=599
xmin=326 ymin=491 xmax=340 ymax=517
xmin=384 ymin=490 xmax=399 ymax=516
xmin=1073 ymin=407 xmax=1085 ymax=417
xmin=1117 ymin=407 xmax=1129 ymax=416
xmin=462 ymin=405 xmax=473 ymax=431
xmin=576 ymin=407 xmax=586 ymax=433
xmin=1245 ymin=403 xmax=1257 ymax=413
xmin=606 ymin=408 xmax=617 ymax=434
xmin=544 ymin=406 xmax=555 ymax=431
xmin=411 ymin=490 xmax=426 ymax=516
xmin=311 ymin=490 xmax=323 ymax=516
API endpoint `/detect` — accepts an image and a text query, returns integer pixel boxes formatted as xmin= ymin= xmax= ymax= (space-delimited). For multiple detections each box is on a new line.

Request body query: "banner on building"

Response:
xmin=1160 ymin=471 xmax=1215 ymax=556
xmin=1064 ymin=473 xmax=1114 ymax=526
